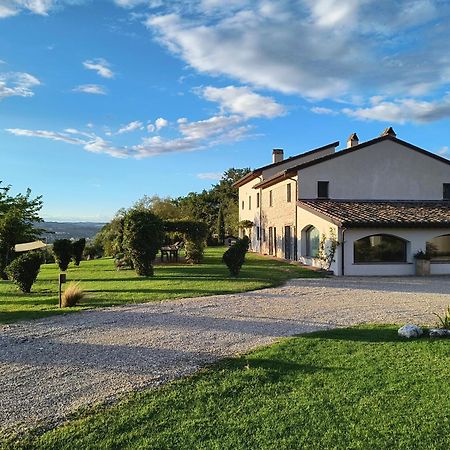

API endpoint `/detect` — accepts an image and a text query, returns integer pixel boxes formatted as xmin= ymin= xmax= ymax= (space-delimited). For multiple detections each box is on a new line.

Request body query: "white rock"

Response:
xmin=429 ymin=328 xmax=450 ymax=338
xmin=398 ymin=324 xmax=423 ymax=338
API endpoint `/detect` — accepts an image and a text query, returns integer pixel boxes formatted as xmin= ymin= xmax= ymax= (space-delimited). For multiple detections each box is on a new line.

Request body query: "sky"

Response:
xmin=1 ymin=0 xmax=450 ymax=222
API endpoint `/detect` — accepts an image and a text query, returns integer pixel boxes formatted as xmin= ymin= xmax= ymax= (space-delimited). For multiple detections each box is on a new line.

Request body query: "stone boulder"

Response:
xmin=398 ymin=324 xmax=423 ymax=338
xmin=429 ymin=328 xmax=450 ymax=338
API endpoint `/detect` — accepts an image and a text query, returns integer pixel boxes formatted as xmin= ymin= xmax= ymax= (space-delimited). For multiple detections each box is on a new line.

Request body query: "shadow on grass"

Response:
xmin=298 ymin=326 xmax=412 ymax=344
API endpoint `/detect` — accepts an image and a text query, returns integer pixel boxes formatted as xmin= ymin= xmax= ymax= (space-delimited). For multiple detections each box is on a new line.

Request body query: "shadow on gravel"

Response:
xmin=292 ymin=276 xmax=450 ymax=295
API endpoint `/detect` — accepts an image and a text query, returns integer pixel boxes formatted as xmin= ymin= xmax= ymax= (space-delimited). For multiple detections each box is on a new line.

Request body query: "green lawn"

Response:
xmin=6 ymin=326 xmax=449 ymax=449
xmin=0 ymin=247 xmax=321 ymax=324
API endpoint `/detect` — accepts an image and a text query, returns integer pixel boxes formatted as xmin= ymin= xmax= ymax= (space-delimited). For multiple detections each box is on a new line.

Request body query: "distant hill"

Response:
xmin=40 ymin=222 xmax=106 ymax=244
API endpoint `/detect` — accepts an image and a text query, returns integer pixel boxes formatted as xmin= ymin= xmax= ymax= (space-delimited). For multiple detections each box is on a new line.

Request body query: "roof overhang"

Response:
xmin=297 ymin=200 xmax=450 ymax=229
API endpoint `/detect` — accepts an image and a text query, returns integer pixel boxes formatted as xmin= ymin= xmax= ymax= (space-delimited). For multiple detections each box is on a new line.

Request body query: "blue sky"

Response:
xmin=1 ymin=0 xmax=450 ymax=221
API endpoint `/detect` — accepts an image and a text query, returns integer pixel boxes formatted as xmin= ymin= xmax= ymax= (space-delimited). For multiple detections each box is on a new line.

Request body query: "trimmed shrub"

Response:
xmin=84 ymin=241 xmax=103 ymax=260
xmin=123 ymin=209 xmax=165 ymax=276
xmin=61 ymin=282 xmax=85 ymax=307
xmin=222 ymin=236 xmax=250 ymax=277
xmin=52 ymin=239 xmax=73 ymax=271
xmin=40 ymin=246 xmax=55 ymax=264
xmin=72 ymin=238 xmax=86 ymax=266
xmin=185 ymin=238 xmax=205 ymax=264
xmin=6 ymin=252 xmax=42 ymax=293
xmin=114 ymin=253 xmax=134 ymax=270
xmin=164 ymin=220 xmax=208 ymax=264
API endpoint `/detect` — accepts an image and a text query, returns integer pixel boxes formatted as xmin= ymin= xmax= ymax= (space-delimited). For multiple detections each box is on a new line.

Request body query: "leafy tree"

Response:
xmin=133 ymin=195 xmax=182 ymax=220
xmin=0 ymin=182 xmax=43 ymax=279
xmin=72 ymin=238 xmax=86 ymax=266
xmin=6 ymin=252 xmax=42 ymax=293
xmin=52 ymin=239 xmax=73 ymax=271
xmin=217 ymin=206 xmax=225 ymax=244
xmin=123 ymin=209 xmax=165 ymax=276
xmin=176 ymin=168 xmax=251 ymax=240
xmin=93 ymin=213 xmax=125 ymax=257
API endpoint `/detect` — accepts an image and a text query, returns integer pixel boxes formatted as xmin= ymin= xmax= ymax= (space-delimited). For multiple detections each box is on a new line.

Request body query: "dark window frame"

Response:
xmin=443 ymin=183 xmax=450 ymax=200
xmin=257 ymin=192 xmax=260 ymax=208
xmin=248 ymin=195 xmax=252 ymax=210
xmin=287 ymin=183 xmax=292 ymax=203
xmin=269 ymin=190 xmax=273 ymax=207
xmin=317 ymin=181 xmax=329 ymax=199
xmin=354 ymin=234 xmax=407 ymax=263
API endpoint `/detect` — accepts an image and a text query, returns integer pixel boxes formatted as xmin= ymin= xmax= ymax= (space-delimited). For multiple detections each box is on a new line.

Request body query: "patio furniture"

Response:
xmin=160 ymin=242 xmax=183 ymax=262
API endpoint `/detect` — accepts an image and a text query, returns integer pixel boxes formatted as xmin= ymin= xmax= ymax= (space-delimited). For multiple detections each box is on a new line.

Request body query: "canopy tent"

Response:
xmin=14 ymin=240 xmax=47 ymax=252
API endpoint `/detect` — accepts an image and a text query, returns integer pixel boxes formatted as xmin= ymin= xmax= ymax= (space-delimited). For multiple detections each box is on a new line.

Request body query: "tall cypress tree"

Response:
xmin=217 ymin=206 xmax=225 ymax=245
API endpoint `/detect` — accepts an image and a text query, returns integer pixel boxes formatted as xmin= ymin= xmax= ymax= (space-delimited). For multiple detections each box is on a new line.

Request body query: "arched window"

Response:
xmin=427 ymin=234 xmax=450 ymax=260
xmin=305 ymin=226 xmax=320 ymax=257
xmin=354 ymin=234 xmax=407 ymax=263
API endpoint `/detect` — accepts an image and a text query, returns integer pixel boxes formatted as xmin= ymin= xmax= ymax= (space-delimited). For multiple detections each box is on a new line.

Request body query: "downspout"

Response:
xmin=259 ymin=177 xmax=262 ymax=254
xmin=288 ymin=176 xmax=298 ymax=260
xmin=341 ymin=227 xmax=347 ymax=276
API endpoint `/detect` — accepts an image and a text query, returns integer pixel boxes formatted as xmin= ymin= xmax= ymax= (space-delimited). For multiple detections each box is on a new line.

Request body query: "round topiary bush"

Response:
xmin=52 ymin=239 xmax=73 ymax=271
xmin=6 ymin=252 xmax=42 ymax=293
xmin=223 ymin=236 xmax=250 ymax=277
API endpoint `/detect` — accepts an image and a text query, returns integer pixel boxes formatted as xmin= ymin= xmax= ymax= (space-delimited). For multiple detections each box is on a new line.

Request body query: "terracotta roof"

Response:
xmin=232 ymin=141 xmax=339 ymax=188
xmin=298 ymin=200 xmax=450 ymax=228
xmin=252 ymin=170 xmax=293 ymax=189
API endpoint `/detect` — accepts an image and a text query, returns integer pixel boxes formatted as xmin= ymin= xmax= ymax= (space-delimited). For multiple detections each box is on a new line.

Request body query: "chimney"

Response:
xmin=347 ymin=133 xmax=359 ymax=148
xmin=381 ymin=126 xmax=396 ymax=137
xmin=272 ymin=148 xmax=284 ymax=164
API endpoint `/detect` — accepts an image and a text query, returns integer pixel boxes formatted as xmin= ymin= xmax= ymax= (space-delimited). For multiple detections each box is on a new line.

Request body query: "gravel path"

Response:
xmin=1 ymin=276 xmax=449 ymax=436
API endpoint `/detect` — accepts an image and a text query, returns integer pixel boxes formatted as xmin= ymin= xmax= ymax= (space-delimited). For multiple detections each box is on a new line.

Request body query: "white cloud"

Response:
xmin=201 ymin=85 xmax=285 ymax=119
xmin=146 ymin=123 xmax=155 ymax=132
xmin=155 ymin=117 xmax=168 ymax=130
xmin=117 ymin=120 xmax=143 ymax=134
xmin=6 ymin=128 xmax=86 ymax=145
xmin=83 ymin=58 xmax=114 ymax=79
xmin=438 ymin=146 xmax=449 ymax=156
xmin=73 ymin=84 xmax=107 ymax=95
xmin=343 ymin=96 xmax=450 ymax=124
xmin=0 ymin=72 xmax=40 ymax=100
xmin=145 ymin=0 xmax=450 ymax=108
xmin=196 ymin=172 xmax=222 ymax=180
xmin=0 ymin=5 xmax=18 ymax=17
xmin=6 ymin=113 xmax=253 ymax=159
xmin=178 ymin=115 xmax=241 ymax=140
xmin=0 ymin=0 xmax=74 ymax=17
xmin=311 ymin=106 xmax=337 ymax=115
xmin=6 ymin=127 xmax=129 ymax=158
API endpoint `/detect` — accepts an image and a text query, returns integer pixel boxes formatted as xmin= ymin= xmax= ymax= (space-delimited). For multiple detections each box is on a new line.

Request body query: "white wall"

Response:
xmin=238 ymin=177 xmax=262 ymax=251
xmin=298 ymin=140 xmax=450 ymax=200
xmin=296 ymin=206 xmax=340 ymax=274
xmin=343 ymin=227 xmax=450 ymax=276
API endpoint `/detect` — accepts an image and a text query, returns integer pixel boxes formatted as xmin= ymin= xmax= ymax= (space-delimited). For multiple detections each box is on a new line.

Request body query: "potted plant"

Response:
xmin=414 ymin=250 xmax=431 ymax=276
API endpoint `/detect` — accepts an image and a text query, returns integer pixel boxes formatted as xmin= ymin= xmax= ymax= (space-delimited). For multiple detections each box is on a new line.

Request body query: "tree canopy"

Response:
xmin=94 ymin=168 xmax=251 ymax=254
xmin=0 ymin=182 xmax=43 ymax=278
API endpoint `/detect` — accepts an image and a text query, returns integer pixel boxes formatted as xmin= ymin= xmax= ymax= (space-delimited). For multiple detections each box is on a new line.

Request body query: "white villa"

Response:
xmin=234 ymin=128 xmax=450 ymax=276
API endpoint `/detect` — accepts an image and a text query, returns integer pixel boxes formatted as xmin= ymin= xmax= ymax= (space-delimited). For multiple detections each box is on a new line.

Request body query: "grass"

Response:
xmin=5 ymin=326 xmax=450 ymax=449
xmin=0 ymin=247 xmax=321 ymax=324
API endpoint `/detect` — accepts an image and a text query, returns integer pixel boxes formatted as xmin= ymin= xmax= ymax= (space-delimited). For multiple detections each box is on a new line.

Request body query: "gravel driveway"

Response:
xmin=1 ymin=276 xmax=449 ymax=436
